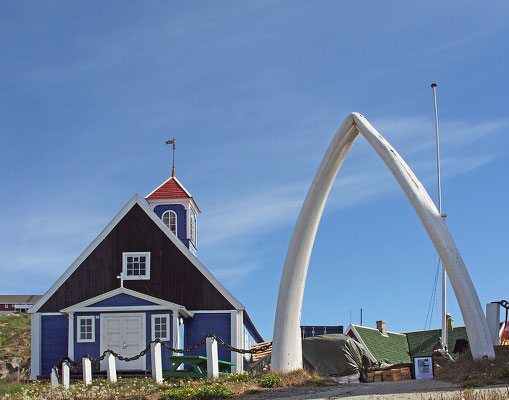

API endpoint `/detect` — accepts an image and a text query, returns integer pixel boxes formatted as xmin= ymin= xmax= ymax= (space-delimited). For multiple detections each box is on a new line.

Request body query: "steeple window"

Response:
xmin=190 ymin=215 xmax=196 ymax=247
xmin=162 ymin=210 xmax=177 ymax=236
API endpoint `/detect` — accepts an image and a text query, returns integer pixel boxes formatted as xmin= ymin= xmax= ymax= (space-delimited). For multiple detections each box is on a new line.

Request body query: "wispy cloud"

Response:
xmin=199 ymin=115 xmax=507 ymax=256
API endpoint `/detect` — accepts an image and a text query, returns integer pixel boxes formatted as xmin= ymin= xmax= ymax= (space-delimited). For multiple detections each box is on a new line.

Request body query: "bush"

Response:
xmin=494 ymin=367 xmax=509 ymax=380
xmin=257 ymin=374 xmax=281 ymax=388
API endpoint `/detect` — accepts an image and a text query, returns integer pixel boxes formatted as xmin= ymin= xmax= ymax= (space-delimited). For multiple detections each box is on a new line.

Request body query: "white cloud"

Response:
xmin=199 ymin=115 xmax=506 ymax=254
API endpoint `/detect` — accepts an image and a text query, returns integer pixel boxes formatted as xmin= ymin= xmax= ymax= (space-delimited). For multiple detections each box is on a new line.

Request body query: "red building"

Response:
xmin=0 ymin=295 xmax=42 ymax=314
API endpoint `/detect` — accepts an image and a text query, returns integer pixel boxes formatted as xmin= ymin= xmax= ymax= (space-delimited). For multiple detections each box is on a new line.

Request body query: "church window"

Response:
xmin=77 ymin=316 xmax=95 ymax=342
xmin=122 ymin=252 xmax=151 ymax=280
xmin=151 ymin=314 xmax=170 ymax=341
xmin=162 ymin=210 xmax=177 ymax=236
xmin=190 ymin=215 xmax=196 ymax=247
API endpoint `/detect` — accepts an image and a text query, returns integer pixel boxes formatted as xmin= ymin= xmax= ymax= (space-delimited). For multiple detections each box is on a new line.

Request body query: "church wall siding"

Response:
xmin=74 ymin=312 xmax=101 ymax=362
xmin=184 ymin=313 xmax=231 ymax=363
xmin=38 ymin=204 xmax=234 ymax=313
xmin=41 ymin=315 xmax=68 ymax=376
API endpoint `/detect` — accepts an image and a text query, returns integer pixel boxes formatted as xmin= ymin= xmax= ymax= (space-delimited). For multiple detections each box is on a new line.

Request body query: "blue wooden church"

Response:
xmin=29 ymin=173 xmax=263 ymax=379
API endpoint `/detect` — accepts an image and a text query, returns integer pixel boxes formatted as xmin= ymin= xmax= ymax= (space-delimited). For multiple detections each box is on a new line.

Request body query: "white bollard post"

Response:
xmin=486 ymin=302 xmax=501 ymax=346
xmin=206 ymin=337 xmax=219 ymax=378
xmin=50 ymin=367 xmax=59 ymax=388
xmin=151 ymin=342 xmax=163 ymax=384
xmin=106 ymin=353 xmax=117 ymax=383
xmin=82 ymin=357 xmax=92 ymax=385
xmin=62 ymin=362 xmax=70 ymax=389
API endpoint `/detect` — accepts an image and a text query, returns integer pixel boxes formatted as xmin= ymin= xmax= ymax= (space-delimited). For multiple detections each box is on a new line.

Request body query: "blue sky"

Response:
xmin=1 ymin=1 xmax=508 ymax=341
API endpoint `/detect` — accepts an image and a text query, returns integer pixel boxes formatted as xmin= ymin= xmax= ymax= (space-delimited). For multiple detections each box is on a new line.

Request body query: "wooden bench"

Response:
xmin=164 ymin=355 xmax=235 ymax=378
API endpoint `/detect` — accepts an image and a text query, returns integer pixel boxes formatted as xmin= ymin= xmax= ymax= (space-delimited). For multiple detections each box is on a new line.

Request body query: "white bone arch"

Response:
xmin=271 ymin=113 xmax=494 ymax=372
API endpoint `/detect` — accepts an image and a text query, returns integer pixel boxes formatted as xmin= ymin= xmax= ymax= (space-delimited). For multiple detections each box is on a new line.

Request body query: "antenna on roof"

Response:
xmin=165 ymin=138 xmax=176 ymax=177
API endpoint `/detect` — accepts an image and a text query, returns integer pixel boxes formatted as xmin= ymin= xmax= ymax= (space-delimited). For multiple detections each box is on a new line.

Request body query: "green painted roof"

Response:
xmin=354 ymin=326 xmax=411 ymax=364
xmin=405 ymin=326 xmax=468 ymax=358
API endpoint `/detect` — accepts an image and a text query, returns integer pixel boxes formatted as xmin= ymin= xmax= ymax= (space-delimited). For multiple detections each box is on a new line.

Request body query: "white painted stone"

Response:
xmin=82 ymin=357 xmax=92 ymax=385
xmin=151 ymin=342 xmax=163 ymax=384
xmin=106 ymin=353 xmax=117 ymax=382
xmin=62 ymin=362 xmax=70 ymax=389
xmin=50 ymin=367 xmax=59 ymax=388
xmin=272 ymin=112 xmax=495 ymax=372
xmin=486 ymin=302 xmax=501 ymax=346
xmin=206 ymin=337 xmax=219 ymax=378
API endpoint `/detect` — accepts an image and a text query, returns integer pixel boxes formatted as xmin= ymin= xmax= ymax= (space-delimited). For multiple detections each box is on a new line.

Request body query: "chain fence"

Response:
xmin=58 ymin=333 xmax=272 ymax=370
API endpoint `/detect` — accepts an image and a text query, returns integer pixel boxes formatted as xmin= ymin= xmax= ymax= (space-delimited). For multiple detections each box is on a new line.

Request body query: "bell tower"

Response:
xmin=146 ymin=177 xmax=200 ymax=254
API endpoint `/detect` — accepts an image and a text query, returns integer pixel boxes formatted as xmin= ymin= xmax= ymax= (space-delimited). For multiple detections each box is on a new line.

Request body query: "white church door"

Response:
xmin=100 ymin=313 xmax=146 ymax=370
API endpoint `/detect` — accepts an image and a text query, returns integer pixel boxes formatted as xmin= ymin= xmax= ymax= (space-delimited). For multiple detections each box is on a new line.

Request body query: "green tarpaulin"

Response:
xmin=249 ymin=334 xmax=371 ymax=377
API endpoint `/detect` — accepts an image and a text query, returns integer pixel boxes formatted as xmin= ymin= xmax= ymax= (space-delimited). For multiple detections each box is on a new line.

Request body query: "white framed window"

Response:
xmin=162 ymin=210 xmax=177 ymax=236
xmin=151 ymin=314 xmax=170 ymax=341
xmin=122 ymin=252 xmax=151 ymax=280
xmin=190 ymin=215 xmax=196 ymax=247
xmin=77 ymin=316 xmax=95 ymax=343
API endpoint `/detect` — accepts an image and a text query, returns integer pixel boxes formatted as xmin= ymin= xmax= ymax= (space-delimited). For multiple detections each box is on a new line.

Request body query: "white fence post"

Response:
xmin=486 ymin=302 xmax=501 ymax=346
xmin=62 ymin=362 xmax=70 ymax=389
xmin=151 ymin=342 xmax=163 ymax=384
xmin=106 ymin=353 xmax=117 ymax=383
xmin=206 ymin=336 xmax=219 ymax=378
xmin=82 ymin=357 xmax=92 ymax=385
xmin=50 ymin=367 xmax=59 ymax=388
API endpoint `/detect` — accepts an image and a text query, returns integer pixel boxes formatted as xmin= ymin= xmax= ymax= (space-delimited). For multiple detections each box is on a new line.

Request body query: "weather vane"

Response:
xmin=165 ymin=138 xmax=176 ymax=177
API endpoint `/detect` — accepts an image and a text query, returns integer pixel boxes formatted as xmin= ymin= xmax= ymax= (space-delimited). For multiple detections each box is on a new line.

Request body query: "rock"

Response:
xmin=6 ymin=362 xmax=19 ymax=373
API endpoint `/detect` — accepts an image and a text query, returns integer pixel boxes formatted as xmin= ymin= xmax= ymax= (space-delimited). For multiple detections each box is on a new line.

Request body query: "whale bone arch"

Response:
xmin=271 ymin=112 xmax=494 ymax=372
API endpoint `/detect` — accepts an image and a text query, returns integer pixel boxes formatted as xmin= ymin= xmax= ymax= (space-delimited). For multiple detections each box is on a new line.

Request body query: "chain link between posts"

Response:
xmin=58 ymin=333 xmax=272 ymax=369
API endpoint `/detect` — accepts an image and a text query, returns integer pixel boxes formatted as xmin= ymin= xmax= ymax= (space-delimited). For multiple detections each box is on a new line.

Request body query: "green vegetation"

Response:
xmin=256 ymin=373 xmax=281 ymax=388
xmin=0 ymin=314 xmax=31 ymax=348
xmin=160 ymin=381 xmax=233 ymax=400
xmin=0 ymin=370 xmax=336 ymax=400
xmin=0 ymin=314 xmax=32 ymax=384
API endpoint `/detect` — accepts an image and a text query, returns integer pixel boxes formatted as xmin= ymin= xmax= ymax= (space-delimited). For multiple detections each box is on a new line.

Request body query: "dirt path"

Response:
xmin=237 ymin=379 xmax=509 ymax=400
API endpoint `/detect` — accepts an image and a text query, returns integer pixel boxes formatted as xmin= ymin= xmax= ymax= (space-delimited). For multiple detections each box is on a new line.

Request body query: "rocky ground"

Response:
xmin=0 ymin=314 xmax=31 ymax=381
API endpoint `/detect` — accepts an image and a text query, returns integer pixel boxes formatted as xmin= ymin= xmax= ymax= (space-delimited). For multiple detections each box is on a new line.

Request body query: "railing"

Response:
xmin=50 ymin=333 xmax=271 ymax=388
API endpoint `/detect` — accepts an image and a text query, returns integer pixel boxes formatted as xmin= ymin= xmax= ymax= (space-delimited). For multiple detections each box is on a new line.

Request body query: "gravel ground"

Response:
xmin=237 ymin=379 xmax=509 ymax=400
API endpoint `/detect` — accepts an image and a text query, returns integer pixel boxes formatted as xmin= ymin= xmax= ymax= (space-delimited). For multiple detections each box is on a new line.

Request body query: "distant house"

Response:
xmin=346 ymin=321 xmax=411 ymax=364
xmin=0 ymin=295 xmax=42 ymax=314
xmin=301 ymin=325 xmax=343 ymax=338
xmin=29 ymin=175 xmax=263 ymax=379
xmin=405 ymin=324 xmax=469 ymax=357
xmin=346 ymin=320 xmax=469 ymax=365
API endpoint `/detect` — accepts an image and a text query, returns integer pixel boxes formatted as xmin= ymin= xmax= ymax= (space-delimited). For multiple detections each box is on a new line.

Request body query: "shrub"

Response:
xmin=494 ymin=367 xmax=509 ymax=380
xmin=257 ymin=374 xmax=281 ymax=388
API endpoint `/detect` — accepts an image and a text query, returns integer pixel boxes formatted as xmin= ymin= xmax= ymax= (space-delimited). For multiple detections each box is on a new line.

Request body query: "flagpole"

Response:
xmin=431 ymin=83 xmax=447 ymax=351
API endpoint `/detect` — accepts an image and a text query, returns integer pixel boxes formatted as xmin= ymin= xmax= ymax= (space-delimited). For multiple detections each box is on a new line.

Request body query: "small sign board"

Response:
xmin=413 ymin=356 xmax=433 ymax=379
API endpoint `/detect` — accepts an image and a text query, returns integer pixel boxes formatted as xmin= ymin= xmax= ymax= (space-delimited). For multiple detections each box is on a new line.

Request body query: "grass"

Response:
xmin=434 ymin=352 xmax=509 ymax=388
xmin=0 ymin=314 xmax=31 ymax=349
xmin=0 ymin=370 xmax=336 ymax=400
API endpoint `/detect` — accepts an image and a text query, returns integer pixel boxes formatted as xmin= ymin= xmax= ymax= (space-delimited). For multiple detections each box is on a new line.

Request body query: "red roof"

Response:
xmin=146 ymin=177 xmax=191 ymax=200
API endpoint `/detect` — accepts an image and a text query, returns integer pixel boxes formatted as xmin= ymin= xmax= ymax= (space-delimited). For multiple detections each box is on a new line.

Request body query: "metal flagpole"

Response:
xmin=431 ymin=83 xmax=448 ymax=351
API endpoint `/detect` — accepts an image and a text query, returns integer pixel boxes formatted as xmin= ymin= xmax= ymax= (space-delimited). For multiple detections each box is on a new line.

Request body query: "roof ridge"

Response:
xmin=352 ymin=324 xmax=407 ymax=336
